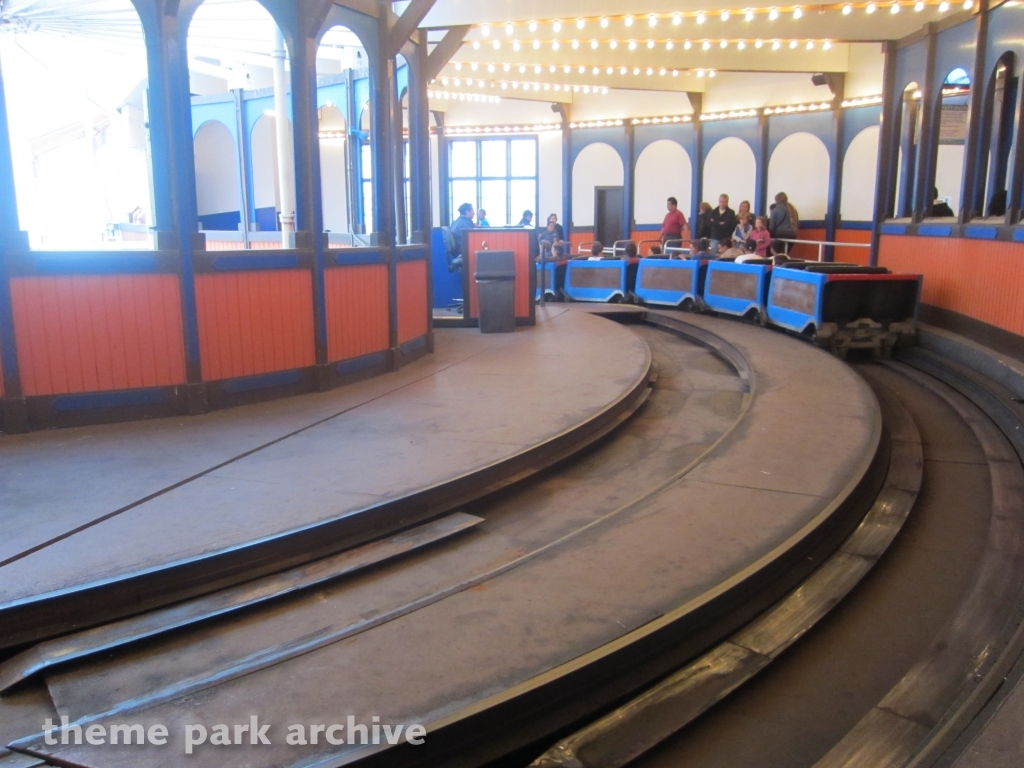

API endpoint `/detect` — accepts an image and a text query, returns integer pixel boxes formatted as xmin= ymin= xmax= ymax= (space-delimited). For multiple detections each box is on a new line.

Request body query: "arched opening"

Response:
xmin=194 ymin=120 xmax=242 ymax=231
xmin=571 ymin=142 xmax=624 ymax=233
xmin=927 ymin=68 xmax=971 ymax=218
xmin=359 ymin=101 xmax=373 ymax=233
xmin=634 ymin=140 xmax=692 ymax=225
xmin=768 ymin=132 xmax=831 ymax=220
xmin=841 ymin=126 xmax=881 ymax=222
xmin=187 ymin=0 xmax=296 ymax=246
xmin=979 ymin=53 xmax=1017 ymax=218
xmin=703 ymin=137 xmax=756 ymax=209
xmin=0 ymin=0 xmax=153 ymax=249
xmin=892 ymin=82 xmax=921 ymax=218
xmin=316 ymin=22 xmax=367 ymax=244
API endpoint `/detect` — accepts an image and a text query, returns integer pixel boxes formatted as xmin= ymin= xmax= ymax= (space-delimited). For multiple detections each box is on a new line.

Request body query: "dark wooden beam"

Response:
xmin=387 ymin=0 xmax=436 ymax=58
xmin=424 ymin=25 xmax=470 ymax=81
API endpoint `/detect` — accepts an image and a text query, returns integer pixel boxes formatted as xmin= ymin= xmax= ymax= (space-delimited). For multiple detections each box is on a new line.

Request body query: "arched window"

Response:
xmin=316 ymin=22 xmax=367 ymax=244
xmin=768 ymin=132 xmax=831 ymax=220
xmin=927 ymin=69 xmax=972 ymax=218
xmin=703 ymin=138 xmax=756 ymax=207
xmin=571 ymin=142 xmax=624 ymax=228
xmin=975 ymin=53 xmax=1017 ymax=218
xmin=187 ymin=0 xmax=297 ymax=248
xmin=634 ymin=140 xmax=692 ymax=224
xmin=891 ymin=82 xmax=922 ymax=219
xmin=0 ymin=0 xmax=153 ymax=249
xmin=841 ymin=126 xmax=881 ymax=222
xmin=359 ymin=101 xmax=373 ymax=233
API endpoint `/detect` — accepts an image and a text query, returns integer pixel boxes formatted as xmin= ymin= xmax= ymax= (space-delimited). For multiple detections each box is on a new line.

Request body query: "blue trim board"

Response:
xmin=881 ymin=223 xmax=908 ymax=235
xmin=335 ymin=350 xmax=389 ymax=375
xmin=52 ymin=387 xmax=167 ymax=411
xmin=335 ymin=251 xmax=385 ymax=265
xmin=198 ymin=211 xmax=241 ymax=231
xmin=399 ymin=248 xmax=428 ymax=261
xmin=964 ymin=225 xmax=999 ymax=240
xmin=221 ymin=369 xmax=305 ymax=394
xmin=838 ymin=221 xmax=874 ymax=230
xmin=32 ymin=255 xmax=160 ymax=275
xmin=213 ymin=254 xmax=300 ymax=270
xmin=917 ymin=224 xmax=953 ymax=237
xmin=1013 ymin=228 xmax=1024 ymax=242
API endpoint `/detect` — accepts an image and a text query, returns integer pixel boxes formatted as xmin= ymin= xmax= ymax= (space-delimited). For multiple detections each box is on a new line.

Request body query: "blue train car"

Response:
xmin=535 ymin=260 xmax=565 ymax=301
xmin=767 ymin=264 xmax=922 ymax=353
xmin=563 ymin=259 xmax=639 ymax=303
xmin=633 ymin=258 xmax=709 ymax=309
xmin=702 ymin=260 xmax=774 ymax=321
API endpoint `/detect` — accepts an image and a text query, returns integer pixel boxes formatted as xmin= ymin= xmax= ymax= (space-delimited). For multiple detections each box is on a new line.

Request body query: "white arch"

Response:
xmin=840 ymin=126 xmax=880 ymax=221
xmin=319 ymin=105 xmax=349 ymax=233
xmin=703 ymin=137 xmax=756 ymax=210
xmin=250 ymin=113 xmax=281 ymax=220
xmin=634 ymin=140 xmax=692 ymax=225
xmin=193 ymin=120 xmax=241 ymax=222
xmin=572 ymin=142 xmax=624 ymax=227
xmin=768 ymin=132 xmax=831 ymax=220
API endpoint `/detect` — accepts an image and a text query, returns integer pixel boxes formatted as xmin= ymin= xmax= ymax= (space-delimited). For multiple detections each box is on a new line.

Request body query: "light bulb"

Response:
xmin=629 ymin=39 xmax=638 ymax=49
xmin=504 ymin=63 xmax=511 ymax=71
xmin=963 ymin=0 xmax=973 ymax=8
xmin=572 ymin=39 xmax=580 ymax=48
xmin=697 ymin=11 xmax=707 ymax=23
xmin=709 ymin=70 xmax=716 ymax=77
xmin=505 ymin=23 xmax=513 ymax=35
xmin=939 ymin=1 xmax=950 ymax=9
xmin=769 ymin=7 xmax=779 ymax=19
xmin=625 ymin=15 xmax=634 ymax=26
xmin=471 ymin=62 xmax=478 ymax=70
xmin=607 ymin=66 xmax=613 ymax=73
xmin=673 ymin=69 xmax=679 ymax=75
xmin=646 ymin=67 xmax=654 ymax=75
xmin=721 ymin=10 xmax=730 ymax=20
xmin=649 ymin=14 xmax=658 ymax=26
xmin=697 ymin=69 xmax=705 ymax=77
xmin=684 ymin=39 xmax=692 ymax=49
xmin=660 ymin=67 xmax=667 ymax=75
xmin=806 ymin=39 xmax=814 ymax=48
xmin=842 ymin=3 xmax=852 ymax=12
xmin=746 ymin=8 xmax=755 ymax=20
xmin=551 ymin=40 xmax=559 ymax=50
xmin=772 ymin=39 xmax=781 ymax=49
xmin=563 ymin=65 xmax=570 ymax=72
xmin=793 ymin=6 xmax=803 ymax=18
xmin=823 ymin=39 xmax=832 ymax=49
xmin=528 ymin=20 xmax=537 ymax=32
xmin=472 ymin=41 xmax=480 ymax=49
xmin=610 ymin=39 xmax=618 ymax=48
xmin=721 ymin=39 xmax=728 ymax=47
xmin=647 ymin=39 xmax=655 ymax=48
xmin=915 ymin=0 xmax=925 ymax=8
xmin=755 ymin=38 xmax=763 ymax=47
xmin=703 ymin=39 xmax=711 ymax=49
xmin=578 ymin=65 xmax=585 ymax=73
xmin=532 ymin=39 xmax=540 ymax=49
xmin=512 ymin=40 xmax=521 ymax=51
xmin=492 ymin=40 xmax=500 ymax=49
xmin=867 ymin=3 xmax=877 ymax=12
xmin=666 ymin=40 xmax=675 ymax=49
xmin=481 ymin=24 xmax=490 ymax=36
xmin=633 ymin=67 xmax=640 ymax=74
xmin=553 ymin=20 xmax=562 ymax=32
xmin=789 ymin=39 xmax=798 ymax=47
xmin=738 ymin=40 xmax=746 ymax=49
xmin=454 ymin=62 xmax=462 ymax=70
xmin=620 ymin=66 xmax=627 ymax=74
xmin=519 ymin=64 xmax=526 ymax=72
xmin=600 ymin=17 xmax=609 ymax=27
xmin=593 ymin=66 xmax=600 ymax=74
xmin=673 ymin=13 xmax=683 ymax=25
xmin=891 ymin=2 xmax=900 ymax=12
xmin=577 ymin=18 xmax=585 ymax=29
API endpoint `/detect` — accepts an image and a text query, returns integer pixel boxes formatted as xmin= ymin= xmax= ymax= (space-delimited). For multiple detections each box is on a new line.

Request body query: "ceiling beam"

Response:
xmin=425 ymin=25 xmax=471 ymax=79
xmin=387 ymin=0 xmax=436 ymax=57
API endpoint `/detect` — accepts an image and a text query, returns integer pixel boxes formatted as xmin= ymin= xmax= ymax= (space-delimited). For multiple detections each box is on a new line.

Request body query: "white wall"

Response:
xmin=572 ymin=142 xmax=623 ymax=227
xmin=703 ymin=137 xmax=756 ymax=208
xmin=251 ymin=113 xmax=280 ymax=211
xmin=430 ymin=133 xmax=440 ymax=227
xmin=768 ymin=132 xmax=831 ymax=220
xmin=537 ymin=131 xmax=563 ymax=222
xmin=435 ymin=97 xmax=557 ymax=126
xmin=704 ymin=73 xmax=832 ymax=112
xmin=320 ymin=138 xmax=349 ymax=232
xmin=846 ymin=44 xmax=886 ymax=99
xmin=569 ymin=89 xmax=693 ymax=121
xmin=193 ymin=120 xmax=240 ymax=216
xmin=634 ymin=140 xmax=692 ymax=225
xmin=841 ymin=125 xmax=880 ymax=221
xmin=935 ymin=144 xmax=965 ymax=214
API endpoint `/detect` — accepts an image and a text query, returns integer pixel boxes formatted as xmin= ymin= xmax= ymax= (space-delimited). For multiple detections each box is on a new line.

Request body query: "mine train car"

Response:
xmin=548 ymin=248 xmax=922 ymax=356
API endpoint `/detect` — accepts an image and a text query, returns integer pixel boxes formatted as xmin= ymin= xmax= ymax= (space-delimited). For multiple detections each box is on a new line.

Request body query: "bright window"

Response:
xmin=448 ymin=137 xmax=538 ymax=226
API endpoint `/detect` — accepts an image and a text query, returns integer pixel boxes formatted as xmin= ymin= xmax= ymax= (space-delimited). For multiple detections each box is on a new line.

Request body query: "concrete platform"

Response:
xmin=6 ymin=309 xmax=884 ymax=768
xmin=0 ymin=307 xmax=652 ymax=647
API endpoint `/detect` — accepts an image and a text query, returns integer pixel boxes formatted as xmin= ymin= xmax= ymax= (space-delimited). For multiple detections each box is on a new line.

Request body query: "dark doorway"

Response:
xmin=595 ymin=186 xmax=624 ymax=247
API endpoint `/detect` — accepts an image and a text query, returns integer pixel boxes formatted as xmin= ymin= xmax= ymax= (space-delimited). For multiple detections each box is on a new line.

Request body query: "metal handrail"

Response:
xmin=774 ymin=237 xmax=871 ymax=262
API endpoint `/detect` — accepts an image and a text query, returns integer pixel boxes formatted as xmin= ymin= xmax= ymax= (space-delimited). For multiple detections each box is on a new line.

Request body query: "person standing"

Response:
xmin=708 ymin=194 xmax=737 ymax=252
xmin=660 ymin=197 xmax=687 ymax=244
xmin=768 ymin=192 xmax=797 ymax=254
xmin=695 ymin=202 xmax=713 ymax=240
xmin=476 ymin=209 xmax=491 ymax=227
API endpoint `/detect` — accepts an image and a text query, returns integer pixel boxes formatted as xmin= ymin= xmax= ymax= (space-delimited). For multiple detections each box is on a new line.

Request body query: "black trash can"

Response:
xmin=474 ymin=250 xmax=517 ymax=333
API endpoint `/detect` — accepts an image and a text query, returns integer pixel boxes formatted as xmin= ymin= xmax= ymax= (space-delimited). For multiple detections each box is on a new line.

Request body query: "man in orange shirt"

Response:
xmin=660 ymin=197 xmax=687 ymax=244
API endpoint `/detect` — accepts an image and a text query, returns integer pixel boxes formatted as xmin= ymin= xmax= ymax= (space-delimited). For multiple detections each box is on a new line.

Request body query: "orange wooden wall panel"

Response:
xmin=877 ymin=235 xmax=1024 ymax=336
xmin=194 ymin=269 xmax=315 ymax=381
xmin=396 ymin=260 xmax=429 ymax=344
xmin=569 ymin=231 xmax=593 ymax=255
xmin=789 ymin=228 xmax=827 ymax=261
xmin=835 ymin=229 xmax=872 ymax=265
xmin=10 ymin=274 xmax=186 ymax=397
xmin=631 ymin=227 xmax=691 ymax=250
xmin=465 ymin=230 xmax=532 ymax=319
xmin=324 ymin=265 xmax=390 ymax=361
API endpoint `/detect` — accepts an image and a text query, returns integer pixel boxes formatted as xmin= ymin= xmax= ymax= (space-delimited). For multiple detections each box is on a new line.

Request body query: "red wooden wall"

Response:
xmin=194 ymin=269 xmax=315 ymax=381
xmin=324 ymin=265 xmax=390 ymax=362
xmin=878 ymin=235 xmax=1024 ymax=336
xmin=569 ymin=231 xmax=594 ymax=255
xmin=835 ymin=229 xmax=872 ymax=265
xmin=396 ymin=260 xmax=429 ymax=344
xmin=465 ymin=230 xmax=532 ymax=320
xmin=9 ymin=274 xmax=186 ymax=397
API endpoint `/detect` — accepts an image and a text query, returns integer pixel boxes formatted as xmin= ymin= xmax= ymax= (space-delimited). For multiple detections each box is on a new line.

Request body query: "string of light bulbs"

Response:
xmin=444 ymin=64 xmax=708 ymax=80
xmin=471 ymin=0 xmax=965 ymax=38
xmin=433 ymin=80 xmax=610 ymax=94
xmin=468 ymin=36 xmax=837 ymax=52
xmin=426 ymin=91 xmax=502 ymax=103
xmin=443 ymin=124 xmax=562 ymax=135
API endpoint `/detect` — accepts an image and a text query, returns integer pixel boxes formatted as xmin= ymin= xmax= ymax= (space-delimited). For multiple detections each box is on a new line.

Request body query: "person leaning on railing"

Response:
xmin=768 ymin=192 xmax=798 ymax=254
